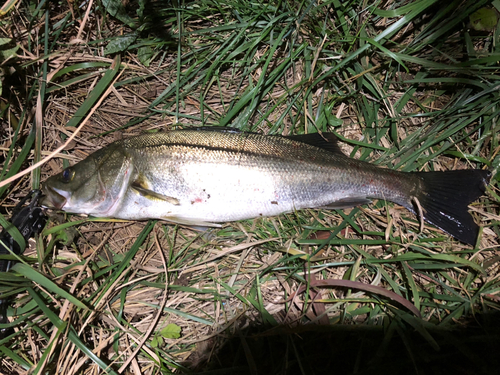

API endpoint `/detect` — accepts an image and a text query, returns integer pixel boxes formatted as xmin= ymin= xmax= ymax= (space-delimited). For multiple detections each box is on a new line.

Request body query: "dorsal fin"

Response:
xmin=285 ymin=133 xmax=344 ymax=154
xmin=182 ymin=127 xmax=344 ymax=154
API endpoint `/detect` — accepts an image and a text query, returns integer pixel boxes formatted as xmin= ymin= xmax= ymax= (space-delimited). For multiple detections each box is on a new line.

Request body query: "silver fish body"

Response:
xmin=42 ymin=128 xmax=490 ymax=244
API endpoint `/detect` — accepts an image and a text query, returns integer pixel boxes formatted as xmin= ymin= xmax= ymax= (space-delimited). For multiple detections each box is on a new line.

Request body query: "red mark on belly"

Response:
xmin=191 ymin=197 xmax=204 ymax=205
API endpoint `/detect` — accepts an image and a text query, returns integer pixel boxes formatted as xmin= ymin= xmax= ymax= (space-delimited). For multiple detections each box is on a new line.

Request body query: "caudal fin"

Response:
xmin=411 ymin=170 xmax=491 ymax=245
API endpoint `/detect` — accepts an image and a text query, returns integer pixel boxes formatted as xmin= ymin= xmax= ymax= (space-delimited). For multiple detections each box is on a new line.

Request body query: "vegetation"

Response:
xmin=0 ymin=0 xmax=499 ymax=373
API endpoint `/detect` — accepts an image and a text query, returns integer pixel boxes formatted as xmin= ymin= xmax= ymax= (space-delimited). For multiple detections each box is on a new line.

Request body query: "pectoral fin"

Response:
xmin=131 ymin=180 xmax=180 ymax=205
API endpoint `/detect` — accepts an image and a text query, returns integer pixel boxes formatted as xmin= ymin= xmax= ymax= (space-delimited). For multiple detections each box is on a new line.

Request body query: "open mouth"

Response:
xmin=40 ymin=186 xmax=68 ymax=210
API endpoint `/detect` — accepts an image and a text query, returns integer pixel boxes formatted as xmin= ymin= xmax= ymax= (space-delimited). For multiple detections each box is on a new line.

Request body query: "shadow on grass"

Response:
xmin=182 ymin=311 xmax=500 ymax=375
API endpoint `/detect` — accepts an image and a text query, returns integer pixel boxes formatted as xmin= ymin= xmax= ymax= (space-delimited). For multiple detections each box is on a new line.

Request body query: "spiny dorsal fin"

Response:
xmin=183 ymin=126 xmax=250 ymax=134
xmin=285 ymin=133 xmax=344 ymax=154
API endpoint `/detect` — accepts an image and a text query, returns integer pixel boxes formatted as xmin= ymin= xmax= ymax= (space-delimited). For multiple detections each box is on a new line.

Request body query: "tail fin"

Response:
xmin=411 ymin=170 xmax=491 ymax=245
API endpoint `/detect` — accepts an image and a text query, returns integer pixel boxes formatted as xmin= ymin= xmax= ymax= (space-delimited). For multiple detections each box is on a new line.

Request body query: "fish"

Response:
xmin=41 ymin=127 xmax=491 ymax=245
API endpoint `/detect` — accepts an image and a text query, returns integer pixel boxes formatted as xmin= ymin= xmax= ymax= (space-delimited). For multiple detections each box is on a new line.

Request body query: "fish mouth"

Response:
xmin=40 ymin=186 xmax=68 ymax=210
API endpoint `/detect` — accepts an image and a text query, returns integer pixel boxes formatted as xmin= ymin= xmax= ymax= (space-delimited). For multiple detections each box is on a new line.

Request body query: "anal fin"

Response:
xmin=320 ymin=197 xmax=372 ymax=210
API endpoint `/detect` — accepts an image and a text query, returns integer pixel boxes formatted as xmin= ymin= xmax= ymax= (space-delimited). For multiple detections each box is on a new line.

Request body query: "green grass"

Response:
xmin=0 ymin=0 xmax=499 ymax=373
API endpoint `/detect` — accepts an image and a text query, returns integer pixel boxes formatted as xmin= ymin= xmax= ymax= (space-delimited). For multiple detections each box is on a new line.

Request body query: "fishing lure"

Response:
xmin=0 ymin=190 xmax=47 ymax=338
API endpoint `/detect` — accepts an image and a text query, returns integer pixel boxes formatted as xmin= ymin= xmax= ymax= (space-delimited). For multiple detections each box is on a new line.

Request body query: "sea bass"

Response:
xmin=41 ymin=128 xmax=491 ymax=244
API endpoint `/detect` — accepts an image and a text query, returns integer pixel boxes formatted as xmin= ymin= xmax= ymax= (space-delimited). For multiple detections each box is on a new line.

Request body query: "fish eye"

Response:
xmin=61 ymin=168 xmax=75 ymax=183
